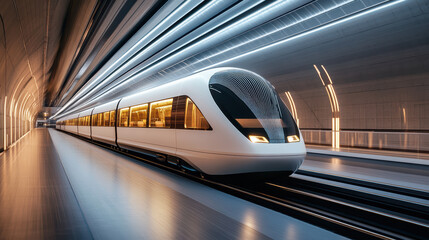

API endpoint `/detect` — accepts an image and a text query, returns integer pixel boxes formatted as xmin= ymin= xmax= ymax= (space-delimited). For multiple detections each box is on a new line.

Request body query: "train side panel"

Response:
xmin=79 ymin=126 xmax=91 ymax=138
xmin=65 ymin=125 xmax=78 ymax=134
xmin=91 ymin=100 xmax=118 ymax=144
xmin=78 ymin=109 xmax=93 ymax=138
xmin=117 ymin=128 xmax=176 ymax=156
xmin=92 ymin=127 xmax=115 ymax=144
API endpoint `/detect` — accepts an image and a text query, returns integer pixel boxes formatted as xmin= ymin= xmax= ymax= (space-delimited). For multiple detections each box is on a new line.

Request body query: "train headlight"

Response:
xmin=287 ymin=135 xmax=299 ymax=143
xmin=249 ymin=135 xmax=269 ymax=143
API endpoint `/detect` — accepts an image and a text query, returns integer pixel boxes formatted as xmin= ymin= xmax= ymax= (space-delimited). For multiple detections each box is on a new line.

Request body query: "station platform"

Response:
xmin=303 ymin=145 xmax=429 ymax=192
xmin=0 ymin=129 xmax=343 ymax=240
xmin=307 ymin=144 xmax=429 ymax=164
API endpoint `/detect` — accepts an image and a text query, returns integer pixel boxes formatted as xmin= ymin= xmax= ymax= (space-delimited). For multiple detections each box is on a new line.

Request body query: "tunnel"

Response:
xmin=0 ymin=1 xmax=428 ymax=239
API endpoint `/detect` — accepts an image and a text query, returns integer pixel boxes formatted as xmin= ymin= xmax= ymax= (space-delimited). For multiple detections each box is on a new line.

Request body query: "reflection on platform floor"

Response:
xmin=0 ymin=129 xmax=92 ymax=239
xmin=0 ymin=129 xmax=345 ymax=239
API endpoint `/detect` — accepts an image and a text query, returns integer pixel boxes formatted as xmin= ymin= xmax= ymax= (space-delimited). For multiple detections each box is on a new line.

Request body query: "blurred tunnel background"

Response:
xmin=0 ymin=0 xmax=428 ymax=152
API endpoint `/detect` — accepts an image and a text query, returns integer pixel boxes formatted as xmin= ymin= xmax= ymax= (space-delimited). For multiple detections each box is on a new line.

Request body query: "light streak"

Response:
xmin=203 ymin=0 xmax=405 ymax=70
xmin=315 ymin=65 xmax=340 ymax=149
xmin=4 ymin=96 xmax=6 ymax=150
xmin=285 ymin=91 xmax=299 ymax=126
xmin=52 ymin=1 xmax=200 ymax=118
xmin=194 ymin=0 xmax=353 ymax=65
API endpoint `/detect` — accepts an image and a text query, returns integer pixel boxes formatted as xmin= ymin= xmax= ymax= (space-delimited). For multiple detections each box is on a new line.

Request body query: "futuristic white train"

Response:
xmin=56 ymin=68 xmax=306 ymax=176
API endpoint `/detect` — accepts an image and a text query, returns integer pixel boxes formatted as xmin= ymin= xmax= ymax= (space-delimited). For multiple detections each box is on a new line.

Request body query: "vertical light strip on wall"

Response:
xmin=4 ymin=96 xmax=6 ymax=150
xmin=10 ymin=99 xmax=13 ymax=144
xmin=285 ymin=91 xmax=299 ymax=126
xmin=314 ymin=64 xmax=340 ymax=149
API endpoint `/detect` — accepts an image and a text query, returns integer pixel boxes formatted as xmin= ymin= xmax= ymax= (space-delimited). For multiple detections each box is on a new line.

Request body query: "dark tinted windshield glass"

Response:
xmin=209 ymin=70 xmax=299 ymax=143
xmin=210 ymin=83 xmax=269 ymax=140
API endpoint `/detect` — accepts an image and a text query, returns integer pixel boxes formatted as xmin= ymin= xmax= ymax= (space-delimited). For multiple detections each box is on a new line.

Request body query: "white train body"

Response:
xmin=91 ymin=101 xmax=117 ymax=144
xmin=56 ymin=68 xmax=306 ymax=175
xmin=77 ymin=109 xmax=92 ymax=139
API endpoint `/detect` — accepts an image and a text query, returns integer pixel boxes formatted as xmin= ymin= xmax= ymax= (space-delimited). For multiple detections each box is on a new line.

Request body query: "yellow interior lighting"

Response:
xmin=249 ymin=135 xmax=269 ymax=143
xmin=287 ymin=135 xmax=300 ymax=143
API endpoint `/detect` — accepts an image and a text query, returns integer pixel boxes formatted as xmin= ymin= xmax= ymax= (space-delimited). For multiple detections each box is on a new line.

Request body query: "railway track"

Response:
xmin=253 ymin=173 xmax=429 ymax=239
xmin=60 ymin=130 xmax=429 ymax=239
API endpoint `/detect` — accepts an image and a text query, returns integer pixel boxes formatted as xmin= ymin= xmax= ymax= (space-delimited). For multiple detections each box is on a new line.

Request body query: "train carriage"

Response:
xmin=57 ymin=68 xmax=306 ymax=176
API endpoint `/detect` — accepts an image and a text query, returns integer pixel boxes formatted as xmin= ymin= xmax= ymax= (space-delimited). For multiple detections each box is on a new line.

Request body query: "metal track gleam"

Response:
xmin=61 ymin=130 xmax=429 ymax=239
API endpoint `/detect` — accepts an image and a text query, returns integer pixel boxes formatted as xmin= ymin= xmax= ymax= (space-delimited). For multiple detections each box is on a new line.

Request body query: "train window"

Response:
xmin=184 ymin=98 xmax=210 ymax=130
xmin=86 ymin=116 xmax=90 ymax=126
xmin=149 ymin=99 xmax=173 ymax=128
xmin=119 ymin=108 xmax=130 ymax=127
xmin=109 ymin=111 xmax=116 ymax=126
xmin=130 ymin=104 xmax=148 ymax=127
xmin=103 ymin=112 xmax=110 ymax=126
xmin=97 ymin=113 xmax=103 ymax=126
xmin=92 ymin=114 xmax=97 ymax=126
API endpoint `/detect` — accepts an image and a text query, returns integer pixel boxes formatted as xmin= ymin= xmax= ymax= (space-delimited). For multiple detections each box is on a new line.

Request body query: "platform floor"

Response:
xmin=0 ymin=129 xmax=344 ymax=240
xmin=302 ymin=149 xmax=429 ymax=192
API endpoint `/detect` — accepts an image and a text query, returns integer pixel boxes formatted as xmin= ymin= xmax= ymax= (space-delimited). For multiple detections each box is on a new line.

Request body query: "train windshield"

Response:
xmin=209 ymin=70 xmax=299 ymax=143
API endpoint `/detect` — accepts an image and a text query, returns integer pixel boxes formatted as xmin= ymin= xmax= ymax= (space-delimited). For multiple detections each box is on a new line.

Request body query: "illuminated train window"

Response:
xmin=86 ymin=116 xmax=91 ymax=126
xmin=109 ymin=111 xmax=116 ymax=126
xmin=130 ymin=104 xmax=148 ymax=127
xmin=184 ymin=98 xmax=210 ymax=130
xmin=103 ymin=112 xmax=110 ymax=126
xmin=119 ymin=108 xmax=130 ymax=127
xmin=78 ymin=116 xmax=90 ymax=126
xmin=149 ymin=99 xmax=173 ymax=128
xmin=95 ymin=113 xmax=102 ymax=126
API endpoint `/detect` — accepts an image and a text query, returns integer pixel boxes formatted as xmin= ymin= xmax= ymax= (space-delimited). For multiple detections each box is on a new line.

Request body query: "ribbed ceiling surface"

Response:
xmin=0 ymin=0 xmax=68 ymax=123
xmin=51 ymin=0 xmax=418 ymax=120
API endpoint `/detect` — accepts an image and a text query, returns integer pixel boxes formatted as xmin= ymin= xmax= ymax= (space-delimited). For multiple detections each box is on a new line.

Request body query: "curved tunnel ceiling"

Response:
xmin=0 ymin=0 xmax=69 ymax=126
